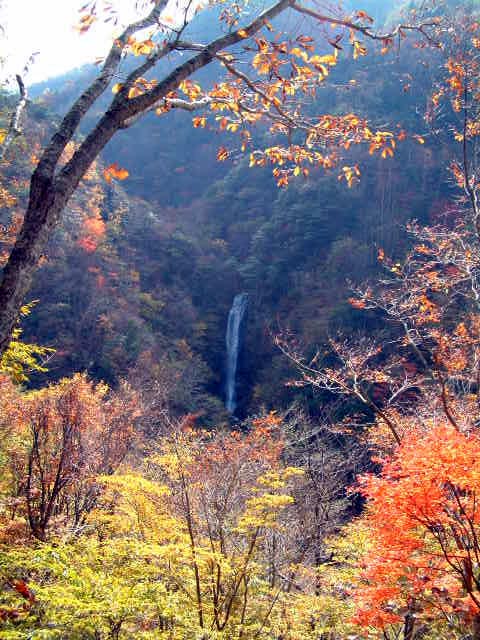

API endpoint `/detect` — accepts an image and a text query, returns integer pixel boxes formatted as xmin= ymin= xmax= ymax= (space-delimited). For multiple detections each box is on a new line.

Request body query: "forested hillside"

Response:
xmin=1 ymin=0 xmax=480 ymax=638
xmin=21 ymin=7 xmax=447 ymax=418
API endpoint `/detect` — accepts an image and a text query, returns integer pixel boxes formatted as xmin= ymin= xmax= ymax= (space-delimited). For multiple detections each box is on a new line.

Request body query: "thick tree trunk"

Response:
xmin=0 ymin=172 xmax=59 ymax=356
xmin=0 ymin=105 xmax=123 ymax=356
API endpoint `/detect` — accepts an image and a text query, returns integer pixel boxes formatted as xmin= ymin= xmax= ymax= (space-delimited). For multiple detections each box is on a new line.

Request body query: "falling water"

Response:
xmin=225 ymin=293 xmax=248 ymax=413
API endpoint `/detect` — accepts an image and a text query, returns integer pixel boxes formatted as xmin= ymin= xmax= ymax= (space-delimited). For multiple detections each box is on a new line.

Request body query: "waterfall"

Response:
xmin=225 ymin=293 xmax=248 ymax=413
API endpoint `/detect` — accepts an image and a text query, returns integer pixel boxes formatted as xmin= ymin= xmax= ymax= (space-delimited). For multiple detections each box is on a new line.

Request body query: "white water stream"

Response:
xmin=225 ymin=293 xmax=248 ymax=413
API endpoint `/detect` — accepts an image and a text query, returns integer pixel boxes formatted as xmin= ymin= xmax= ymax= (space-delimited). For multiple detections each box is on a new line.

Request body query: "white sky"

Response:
xmin=0 ymin=0 xmax=200 ymax=85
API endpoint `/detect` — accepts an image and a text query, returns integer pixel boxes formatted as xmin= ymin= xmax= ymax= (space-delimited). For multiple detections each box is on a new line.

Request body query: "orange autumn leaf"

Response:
xmin=76 ymin=13 xmax=96 ymax=33
xmin=348 ymin=297 xmax=366 ymax=309
xmin=103 ymin=162 xmax=129 ymax=183
xmin=217 ymin=147 xmax=229 ymax=161
xmin=355 ymin=10 xmax=374 ymax=23
xmin=12 ymin=580 xmax=35 ymax=602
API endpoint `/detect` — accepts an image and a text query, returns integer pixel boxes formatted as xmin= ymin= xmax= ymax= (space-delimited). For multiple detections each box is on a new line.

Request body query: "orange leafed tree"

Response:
xmin=354 ymin=422 xmax=480 ymax=638
xmin=0 ymin=372 xmax=141 ymax=541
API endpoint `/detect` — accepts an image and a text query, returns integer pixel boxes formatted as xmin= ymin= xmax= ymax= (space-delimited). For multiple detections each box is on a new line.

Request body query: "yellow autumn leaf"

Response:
xmin=128 ymin=87 xmax=141 ymax=99
xmin=290 ymin=47 xmax=309 ymax=61
xmin=310 ymin=53 xmax=337 ymax=66
xmin=132 ymin=39 xmax=155 ymax=56
xmin=217 ymin=147 xmax=229 ymax=161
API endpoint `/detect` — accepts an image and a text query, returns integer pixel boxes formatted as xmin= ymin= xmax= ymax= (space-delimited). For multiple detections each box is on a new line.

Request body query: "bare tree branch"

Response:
xmin=0 ymin=74 xmax=27 ymax=161
xmin=291 ymin=3 xmax=439 ymax=44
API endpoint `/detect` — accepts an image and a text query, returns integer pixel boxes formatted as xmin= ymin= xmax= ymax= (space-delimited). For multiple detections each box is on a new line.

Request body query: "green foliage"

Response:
xmin=0 ymin=539 xmax=181 ymax=639
xmin=0 ymin=303 xmax=54 ymax=383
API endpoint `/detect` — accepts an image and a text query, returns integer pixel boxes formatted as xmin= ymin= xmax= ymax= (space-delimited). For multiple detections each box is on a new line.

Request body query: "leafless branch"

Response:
xmin=0 ymin=74 xmax=27 ymax=161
